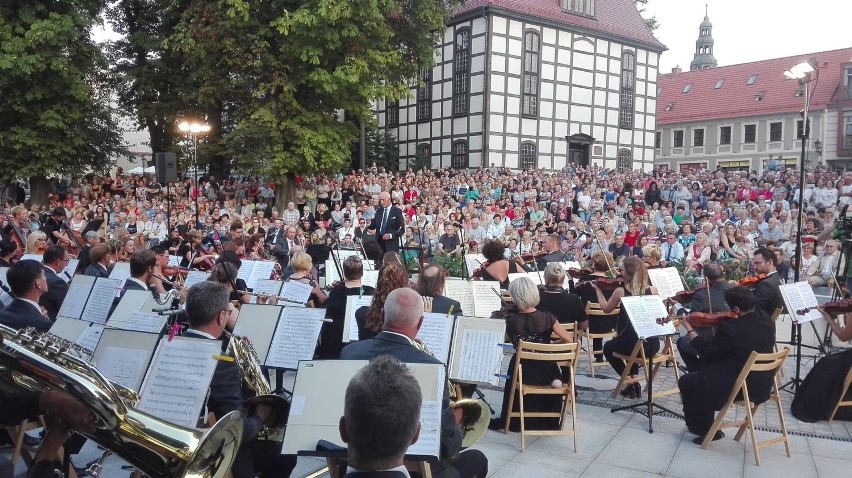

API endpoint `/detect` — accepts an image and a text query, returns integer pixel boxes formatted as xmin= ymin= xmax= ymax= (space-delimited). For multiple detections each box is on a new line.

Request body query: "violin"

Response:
xmin=471 ymin=260 xmax=490 ymax=279
xmin=161 ymin=266 xmax=190 ymax=278
xmin=519 ymin=251 xmax=548 ymax=263
xmin=796 ymin=300 xmax=852 ymax=316
xmin=657 ymin=311 xmax=738 ymax=328
xmin=667 ymin=289 xmax=696 ymax=304
xmin=576 ymin=276 xmax=624 ymax=291
xmin=738 ymin=274 xmax=768 ymax=287
xmin=197 ymin=244 xmax=216 ymax=271
xmin=567 ymin=267 xmax=593 ymax=279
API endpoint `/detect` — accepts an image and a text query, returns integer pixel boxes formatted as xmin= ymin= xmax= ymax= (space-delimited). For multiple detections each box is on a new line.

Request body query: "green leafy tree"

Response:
xmin=0 ymin=1 xmax=127 ymax=204
xmin=634 ymin=0 xmax=660 ymax=33
xmin=364 ymin=128 xmax=400 ymax=172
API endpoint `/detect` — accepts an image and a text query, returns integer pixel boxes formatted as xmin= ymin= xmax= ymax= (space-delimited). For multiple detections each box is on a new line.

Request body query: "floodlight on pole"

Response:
xmin=178 ymin=121 xmax=211 ymax=228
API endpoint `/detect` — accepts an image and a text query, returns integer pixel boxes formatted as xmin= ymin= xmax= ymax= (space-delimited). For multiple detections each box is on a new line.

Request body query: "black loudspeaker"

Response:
xmin=154 ymin=152 xmax=178 ymax=184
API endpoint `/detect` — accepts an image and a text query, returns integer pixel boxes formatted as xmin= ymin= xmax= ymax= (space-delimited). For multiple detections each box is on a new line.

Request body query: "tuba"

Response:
xmin=412 ymin=340 xmax=491 ymax=448
xmin=225 ymin=331 xmax=290 ymax=441
xmin=0 ymin=324 xmax=244 ymax=478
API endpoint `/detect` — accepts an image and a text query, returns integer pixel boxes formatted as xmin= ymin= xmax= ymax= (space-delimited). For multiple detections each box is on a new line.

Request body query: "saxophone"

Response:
xmin=225 ymin=331 xmax=291 ymax=441
xmin=0 ymin=324 xmax=244 ymax=478
xmin=412 ymin=340 xmax=491 ymax=448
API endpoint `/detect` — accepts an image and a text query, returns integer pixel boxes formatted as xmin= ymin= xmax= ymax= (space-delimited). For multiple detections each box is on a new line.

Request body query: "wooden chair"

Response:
xmin=611 ymin=336 xmax=680 ymax=400
xmin=828 ymin=365 xmax=852 ymax=422
xmin=551 ymin=322 xmax=577 ymax=344
xmin=503 ymin=341 xmax=580 ymax=452
xmin=770 ymin=307 xmax=784 ymax=377
xmin=700 ymin=348 xmax=791 ymax=466
xmin=323 ymin=457 xmax=433 ymax=478
xmin=2 ymin=416 xmax=46 ymax=474
xmin=579 ymin=302 xmax=618 ymax=377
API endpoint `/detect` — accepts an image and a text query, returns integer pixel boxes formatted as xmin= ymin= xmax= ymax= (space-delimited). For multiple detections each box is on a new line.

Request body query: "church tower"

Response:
xmin=690 ymin=5 xmax=718 ymax=71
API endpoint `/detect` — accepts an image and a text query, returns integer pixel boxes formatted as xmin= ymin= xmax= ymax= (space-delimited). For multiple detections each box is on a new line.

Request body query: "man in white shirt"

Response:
xmin=338 ymin=218 xmax=356 ymax=242
xmin=486 ymin=214 xmax=505 ymax=239
xmin=660 ymin=232 xmax=685 ymax=266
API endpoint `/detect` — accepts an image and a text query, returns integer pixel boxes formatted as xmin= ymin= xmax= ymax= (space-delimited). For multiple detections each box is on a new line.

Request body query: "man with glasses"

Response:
xmin=810 ymin=240 xmax=841 ymax=288
xmin=39 ymin=245 xmax=70 ymax=320
xmin=751 ymin=247 xmax=785 ymax=317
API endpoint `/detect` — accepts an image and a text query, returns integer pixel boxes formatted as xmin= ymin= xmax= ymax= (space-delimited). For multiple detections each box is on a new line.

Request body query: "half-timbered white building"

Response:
xmin=378 ymin=0 xmax=666 ymax=172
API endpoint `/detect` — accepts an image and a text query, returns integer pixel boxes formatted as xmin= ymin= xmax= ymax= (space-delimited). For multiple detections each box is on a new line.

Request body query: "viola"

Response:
xmin=738 ymin=274 xmax=768 ymax=287
xmin=657 ymin=311 xmax=738 ymax=328
xmin=797 ymin=300 xmax=852 ymax=316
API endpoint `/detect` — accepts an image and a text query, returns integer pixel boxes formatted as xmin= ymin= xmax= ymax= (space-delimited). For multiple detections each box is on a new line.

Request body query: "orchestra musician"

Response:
xmin=355 ymin=262 xmax=409 ymax=341
xmin=287 ymin=251 xmax=326 ymax=306
xmin=182 ymin=281 xmax=296 ymax=478
xmin=83 ymin=244 xmax=111 ymax=278
xmin=671 ymin=264 xmax=733 ymax=372
xmin=750 ymin=247 xmax=784 ymax=317
xmin=537 ymin=263 xmax=587 ymax=331
xmin=641 ymin=243 xmax=662 ymax=269
xmin=678 ymin=286 xmax=776 ymax=444
xmin=416 ymin=264 xmax=462 ymax=316
xmin=573 ymin=252 xmax=617 ymax=360
xmin=1 ymin=205 xmax=28 ymax=256
xmin=177 ymin=229 xmax=216 ymax=269
xmin=341 ymin=288 xmax=489 ymax=478
xmin=121 ymin=250 xmax=157 ymax=295
xmin=208 ymin=257 xmax=251 ymax=305
xmin=338 ymin=356 xmax=423 ymax=478
xmin=535 ymin=234 xmax=564 ymax=270
xmin=42 ymin=207 xmax=71 ymax=250
xmin=592 ymin=256 xmax=660 ymax=399
xmin=26 ymin=230 xmax=47 ymax=254
xmin=0 ymin=259 xmax=53 ymax=331
xmin=75 ymin=231 xmax=100 ymax=274
xmin=476 ymin=239 xmax=521 ymax=289
xmin=39 ymin=246 xmax=71 ymax=319
xmin=0 ymin=239 xmax=16 ymax=267
xmin=319 ymin=255 xmax=376 ymax=360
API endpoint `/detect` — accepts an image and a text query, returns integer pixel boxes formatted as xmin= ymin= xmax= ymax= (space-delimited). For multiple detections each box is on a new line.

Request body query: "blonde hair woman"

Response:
xmin=26 ymin=231 xmax=47 ymax=254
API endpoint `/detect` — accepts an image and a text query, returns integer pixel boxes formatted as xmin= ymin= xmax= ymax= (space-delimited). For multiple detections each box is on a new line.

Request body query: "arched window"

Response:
xmin=452 ymin=140 xmax=469 ymax=169
xmin=619 ymin=51 xmax=635 ymax=129
xmin=522 ymin=31 xmax=540 ymax=117
xmin=417 ymin=68 xmax=431 ymax=121
xmin=617 ymin=149 xmax=632 ymax=172
xmin=454 ymin=29 xmax=471 ymax=116
xmin=520 ymin=142 xmax=537 ymax=170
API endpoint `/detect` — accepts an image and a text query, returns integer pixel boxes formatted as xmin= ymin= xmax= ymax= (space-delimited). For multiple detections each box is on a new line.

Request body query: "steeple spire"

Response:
xmin=690 ymin=5 xmax=718 ymax=71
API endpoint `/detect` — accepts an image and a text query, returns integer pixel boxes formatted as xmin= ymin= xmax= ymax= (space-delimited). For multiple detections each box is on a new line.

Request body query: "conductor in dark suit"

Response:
xmin=39 ymin=245 xmax=70 ymax=320
xmin=0 ymin=259 xmax=53 ymax=331
xmin=415 ymin=265 xmax=463 ymax=316
xmin=368 ymin=192 xmax=403 ymax=255
xmin=341 ymin=288 xmax=488 ymax=478
xmin=339 ymin=356 xmax=423 ymax=478
xmin=183 ymin=281 xmax=295 ymax=478
xmin=751 ymin=247 xmax=784 ymax=317
xmin=674 ymin=264 xmax=734 ymax=372
xmin=678 ymin=286 xmax=776 ymax=444
xmin=273 ymin=225 xmax=300 ymax=269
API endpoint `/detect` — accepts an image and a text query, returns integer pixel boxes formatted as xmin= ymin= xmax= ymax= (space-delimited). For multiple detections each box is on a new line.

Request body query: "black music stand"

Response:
xmin=81 ymin=218 xmax=104 ymax=236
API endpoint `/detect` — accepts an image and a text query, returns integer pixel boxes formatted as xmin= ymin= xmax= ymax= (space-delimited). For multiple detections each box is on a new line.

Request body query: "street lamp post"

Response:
xmin=782 ymin=58 xmax=819 ymax=392
xmin=178 ymin=121 xmax=211 ymax=229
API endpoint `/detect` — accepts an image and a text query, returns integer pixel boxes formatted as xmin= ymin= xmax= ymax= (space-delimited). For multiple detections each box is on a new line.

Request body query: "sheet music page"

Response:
xmin=80 ymin=278 xmax=123 ymax=324
xmin=779 ymin=281 xmax=822 ymax=323
xmin=281 ymin=280 xmax=312 ymax=305
xmin=443 ymin=280 xmax=474 ymax=318
xmin=464 ymin=253 xmax=486 ymax=276
xmin=57 ymin=276 xmax=94 ymax=320
xmin=20 ymin=254 xmax=43 ymax=262
xmin=470 ymin=280 xmax=503 ymax=318
xmin=0 ymin=268 xmax=12 ymax=306
xmin=183 ymin=271 xmax=208 ymax=289
xmin=343 ymin=294 xmax=373 ymax=342
xmin=361 ymin=270 xmax=379 ymax=288
xmin=108 ymin=262 xmax=131 ymax=286
xmin=508 ymin=272 xmax=543 ymax=285
xmin=265 ymin=308 xmax=325 ymax=369
xmin=167 ymin=255 xmax=181 ymax=267
xmin=454 ymin=328 xmax=504 ymax=386
xmin=416 ymin=313 xmax=454 ymax=364
xmin=122 ymin=311 xmax=167 ymax=333
xmin=619 ymin=295 xmax=675 ymax=338
xmin=250 ymin=280 xmax=283 ymax=304
xmin=406 ymin=365 xmax=443 ymax=458
xmin=325 ymin=259 xmax=340 ymax=284
xmin=647 ymin=267 xmax=685 ymax=300
xmin=97 ymin=345 xmax=150 ymax=391
xmin=247 ymin=261 xmax=276 ymax=289
xmin=75 ymin=324 xmax=104 ymax=353
xmin=237 ymin=260 xmax=256 ymax=285
xmin=137 ymin=337 xmax=220 ymax=428
xmin=62 ymin=259 xmax=79 ymax=280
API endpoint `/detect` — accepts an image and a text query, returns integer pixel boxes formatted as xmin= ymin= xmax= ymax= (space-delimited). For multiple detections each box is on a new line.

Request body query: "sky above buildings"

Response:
xmin=646 ymin=0 xmax=851 ymax=73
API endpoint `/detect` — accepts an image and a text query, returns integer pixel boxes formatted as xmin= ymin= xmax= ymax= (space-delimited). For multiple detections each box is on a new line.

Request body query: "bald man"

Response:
xmin=340 ymin=288 xmax=488 ymax=478
xmin=367 ymin=191 xmax=403 ymax=254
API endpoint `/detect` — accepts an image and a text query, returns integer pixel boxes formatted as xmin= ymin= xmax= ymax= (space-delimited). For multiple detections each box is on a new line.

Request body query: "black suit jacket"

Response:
xmin=76 ymin=245 xmax=92 ymax=273
xmin=343 ymin=471 xmax=408 ymax=478
xmin=690 ymin=281 xmax=734 ymax=314
xmin=536 ymin=251 xmax=565 ymax=271
xmin=84 ymin=263 xmax=109 ymax=278
xmin=183 ymin=331 xmax=263 ymax=478
xmin=340 ymin=332 xmax=462 ymax=460
xmin=428 ymin=294 xmax=462 ymax=316
xmin=368 ymin=206 xmax=404 ymax=253
xmin=0 ymin=299 xmax=53 ymax=332
xmin=123 ymin=279 xmax=149 ymax=292
xmin=273 ymin=233 xmax=300 ymax=268
xmin=692 ymin=311 xmax=777 ymax=405
xmin=753 ymin=272 xmax=784 ymax=317
xmin=38 ymin=267 xmax=68 ymax=321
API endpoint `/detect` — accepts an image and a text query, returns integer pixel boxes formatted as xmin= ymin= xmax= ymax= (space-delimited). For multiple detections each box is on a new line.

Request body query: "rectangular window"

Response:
xmin=747 ymin=74 xmax=758 ymax=85
xmin=454 ymin=29 xmax=471 ymax=116
xmin=673 ymin=130 xmax=684 ymax=148
xmin=796 ymin=120 xmax=804 ymax=139
xmin=845 ymin=113 xmax=852 ymax=148
xmin=719 ymin=126 xmax=732 ymax=145
xmin=522 ymin=31 xmax=540 ymax=117
xmin=682 ymin=83 xmax=692 ymax=93
xmin=386 ymin=100 xmax=398 ymax=126
xmin=743 ymin=124 xmax=757 ymax=143
xmin=619 ymin=52 xmax=635 ymax=129
xmin=654 ymin=131 xmax=662 ymax=149
xmin=693 ymin=129 xmax=705 ymax=147
xmin=845 ymin=67 xmax=852 ymax=99
xmin=714 ymin=79 xmax=724 ymax=89
xmin=769 ymin=122 xmax=783 ymax=142
xmin=417 ymin=69 xmax=431 ymax=122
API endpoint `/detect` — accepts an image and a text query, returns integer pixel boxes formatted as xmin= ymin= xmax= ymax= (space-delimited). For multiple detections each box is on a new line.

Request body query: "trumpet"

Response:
xmin=235 ymin=290 xmax=312 ymax=307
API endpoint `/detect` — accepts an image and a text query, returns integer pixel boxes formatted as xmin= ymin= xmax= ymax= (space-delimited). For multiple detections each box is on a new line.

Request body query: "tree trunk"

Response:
xmin=274 ymin=174 xmax=296 ymax=214
xmin=29 ymin=175 xmax=52 ymax=208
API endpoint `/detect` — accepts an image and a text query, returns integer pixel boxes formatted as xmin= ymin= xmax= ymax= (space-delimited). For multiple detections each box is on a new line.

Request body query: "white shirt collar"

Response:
xmin=18 ymin=298 xmax=42 ymax=314
xmin=345 ymin=465 xmax=410 ymax=477
xmin=383 ymin=330 xmax=417 ymax=347
xmin=127 ymin=277 xmax=149 ymax=290
xmin=185 ymin=328 xmax=218 ymax=340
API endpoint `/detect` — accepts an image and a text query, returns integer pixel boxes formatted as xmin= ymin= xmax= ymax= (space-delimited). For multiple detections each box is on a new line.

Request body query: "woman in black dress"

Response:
xmin=477 ymin=238 xmax=520 ymax=289
xmin=490 ymin=277 xmax=574 ymax=431
xmin=592 ymin=256 xmax=660 ymax=399
xmin=574 ymin=252 xmax=618 ymax=359
xmin=537 ymin=262 xmax=588 ymax=331
xmin=319 ymin=255 xmax=375 ymax=359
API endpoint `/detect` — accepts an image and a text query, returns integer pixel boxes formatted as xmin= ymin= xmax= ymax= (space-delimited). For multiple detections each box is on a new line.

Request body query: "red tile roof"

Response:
xmin=656 ymin=47 xmax=852 ymax=126
xmin=454 ymin=0 xmax=665 ymax=51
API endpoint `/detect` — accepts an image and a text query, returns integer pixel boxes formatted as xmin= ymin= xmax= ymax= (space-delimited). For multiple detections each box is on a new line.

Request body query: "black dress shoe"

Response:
xmin=693 ymin=430 xmax=725 ymax=444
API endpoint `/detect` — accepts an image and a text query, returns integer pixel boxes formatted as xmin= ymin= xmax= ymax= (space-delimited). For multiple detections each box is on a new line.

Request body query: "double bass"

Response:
xmin=1 ymin=210 xmax=27 ymax=259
